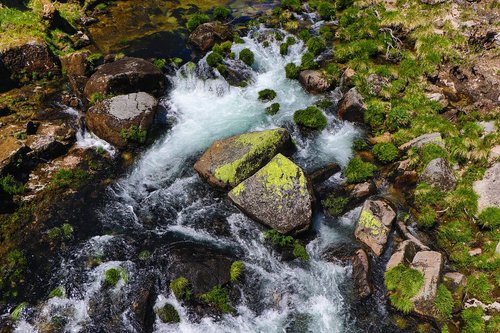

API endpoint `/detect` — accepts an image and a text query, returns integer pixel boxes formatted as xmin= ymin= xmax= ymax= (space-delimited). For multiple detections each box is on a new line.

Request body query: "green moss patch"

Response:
xmin=170 ymin=277 xmax=192 ymax=301
xmin=384 ymin=264 xmax=424 ymax=314
xmin=200 ymin=286 xmax=233 ymax=313
xmin=293 ymin=106 xmax=327 ymax=130
xmin=157 ymin=303 xmax=180 ymax=323
xmin=344 ymin=157 xmax=377 ymax=184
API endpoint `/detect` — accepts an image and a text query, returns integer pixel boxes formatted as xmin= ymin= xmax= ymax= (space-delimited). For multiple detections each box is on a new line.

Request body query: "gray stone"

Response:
xmin=229 ymin=154 xmax=313 ymax=235
xmin=420 ymin=158 xmax=457 ymax=191
xmin=337 ymin=88 xmax=366 ymax=123
xmin=473 ymin=163 xmax=500 ymax=212
xmin=189 ymin=22 xmax=232 ymax=51
xmin=386 ymin=240 xmax=417 ymax=271
xmin=399 ymin=133 xmax=444 ymax=151
xmin=443 ymin=272 xmax=466 ymax=312
xmin=411 ymin=251 xmax=444 ymax=316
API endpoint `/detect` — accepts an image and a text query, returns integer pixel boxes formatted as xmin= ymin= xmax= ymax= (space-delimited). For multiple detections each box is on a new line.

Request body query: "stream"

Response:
xmin=12 ymin=26 xmax=402 ymax=333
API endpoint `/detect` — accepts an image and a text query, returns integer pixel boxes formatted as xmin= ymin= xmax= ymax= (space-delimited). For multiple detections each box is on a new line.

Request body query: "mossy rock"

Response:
xmin=293 ymin=106 xmax=327 ymax=130
xmin=156 ymin=303 xmax=180 ymax=323
xmin=194 ymin=128 xmax=294 ymax=190
xmin=229 ymin=154 xmax=313 ymax=235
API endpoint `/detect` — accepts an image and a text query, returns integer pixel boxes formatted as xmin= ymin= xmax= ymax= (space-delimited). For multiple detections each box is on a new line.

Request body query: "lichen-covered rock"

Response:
xmin=84 ymin=57 xmax=166 ymax=99
xmin=410 ymin=251 xmax=444 ymax=316
xmin=420 ymin=158 xmax=457 ymax=191
xmin=399 ymin=132 xmax=444 ymax=151
xmin=352 ymin=249 xmax=373 ymax=298
xmin=194 ymin=128 xmax=294 ymax=190
xmin=86 ymin=92 xmax=158 ymax=148
xmin=229 ymin=154 xmax=313 ymax=235
xmin=474 ymin=163 xmax=500 ymax=212
xmin=298 ymin=70 xmax=332 ymax=94
xmin=355 ymin=198 xmax=397 ymax=256
xmin=337 ymin=88 xmax=366 ymax=123
xmin=189 ymin=22 xmax=232 ymax=51
xmin=386 ymin=240 xmax=417 ymax=271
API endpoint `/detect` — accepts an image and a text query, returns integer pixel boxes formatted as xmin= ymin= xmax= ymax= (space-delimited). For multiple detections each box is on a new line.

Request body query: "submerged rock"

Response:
xmin=298 ymin=70 xmax=332 ymax=94
xmin=86 ymin=92 xmax=158 ymax=148
xmin=473 ymin=163 xmax=500 ymax=212
xmin=189 ymin=22 xmax=232 ymax=51
xmin=410 ymin=251 xmax=444 ymax=316
xmin=337 ymin=88 xmax=366 ymax=123
xmin=229 ymin=154 xmax=313 ymax=235
xmin=194 ymin=128 xmax=294 ymax=190
xmin=420 ymin=158 xmax=457 ymax=191
xmin=84 ymin=57 xmax=166 ymax=99
xmin=355 ymin=198 xmax=397 ymax=256
xmin=220 ymin=59 xmax=253 ymax=87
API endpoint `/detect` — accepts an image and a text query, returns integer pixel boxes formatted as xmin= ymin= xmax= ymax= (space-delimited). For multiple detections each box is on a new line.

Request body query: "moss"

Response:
xmin=104 ymin=267 xmax=127 ymax=287
xmin=153 ymin=58 xmax=167 ymax=70
xmin=256 ymin=154 xmax=307 ymax=198
xmin=420 ymin=144 xmax=448 ymax=166
xmin=120 ymin=125 xmax=147 ymax=144
xmin=138 ymin=250 xmax=151 ymax=261
xmin=293 ymin=242 xmax=309 ymax=261
xmin=213 ymin=129 xmax=287 ymax=186
xmin=300 ymin=51 xmax=318 ymax=69
xmin=48 ymin=286 xmax=65 ymax=299
xmin=417 ymin=205 xmax=436 ymax=228
xmin=239 ymin=48 xmax=254 ymax=66
xmin=213 ymin=6 xmax=231 ymax=21
xmin=206 ymin=51 xmax=223 ymax=67
xmin=285 ymin=63 xmax=300 ymax=79
xmin=0 ymin=175 xmax=25 ymax=195
xmin=372 ymin=142 xmax=399 ymax=164
xmin=265 ymin=103 xmax=280 ymax=115
xmin=358 ymin=210 xmax=384 ymax=236
xmin=384 ymin=264 xmax=424 ymax=314
xmin=434 ymin=284 xmax=453 ymax=320
xmin=10 ymin=302 xmax=28 ymax=321
xmin=280 ymin=43 xmax=289 ymax=56
xmin=157 ymin=303 xmax=180 ymax=323
xmin=414 ymin=182 xmax=444 ymax=207
xmin=386 ymin=107 xmax=411 ymax=132
xmin=444 ymin=186 xmax=478 ymax=217
xmin=0 ymin=249 xmax=27 ymax=300
xmin=258 ymin=89 xmax=277 ymax=102
xmin=306 ymin=36 xmax=326 ymax=56
xmin=186 ymin=13 xmax=209 ymax=32
xmin=438 ymin=220 xmax=474 ymax=245
xmin=461 ymin=307 xmax=485 ymax=333
xmin=364 ymin=99 xmax=388 ymax=130
xmin=200 ymin=286 xmax=233 ymax=313
xmin=466 ymin=273 xmax=493 ymax=303
xmin=477 ymin=208 xmax=500 ymax=230
xmin=52 ymin=169 xmax=89 ymax=189
xmin=344 ymin=157 xmax=377 ymax=184
xmin=322 ymin=196 xmax=349 ymax=217
xmin=170 ymin=277 xmax=192 ymax=301
xmin=230 ymin=261 xmax=245 ymax=282
xmin=281 ymin=0 xmax=301 ymax=11
xmin=293 ymin=106 xmax=327 ymax=130
xmin=264 ymin=229 xmax=309 ymax=261
xmin=486 ymin=314 xmax=500 ymax=333
xmin=317 ymin=2 xmax=335 ymax=20
xmin=353 ymin=139 xmax=370 ymax=151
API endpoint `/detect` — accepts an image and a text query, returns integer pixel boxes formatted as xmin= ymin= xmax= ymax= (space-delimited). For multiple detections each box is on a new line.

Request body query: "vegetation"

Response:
xmin=461 ymin=307 xmax=485 ymax=333
xmin=157 ymin=303 xmax=180 ymax=323
xmin=186 ymin=13 xmax=210 ymax=32
xmin=48 ymin=286 xmax=65 ymax=299
xmin=52 ymin=169 xmax=88 ymax=189
xmin=306 ymin=36 xmax=326 ymax=56
xmin=265 ymin=103 xmax=280 ymax=115
xmin=322 ymin=196 xmax=349 ymax=217
xmin=434 ymin=284 xmax=453 ymax=320
xmin=104 ymin=268 xmax=127 ymax=287
xmin=206 ymin=51 xmax=223 ymax=67
xmin=170 ymin=277 xmax=192 ymax=301
xmin=466 ymin=273 xmax=492 ymax=303
xmin=200 ymin=286 xmax=233 ymax=313
xmin=344 ymin=157 xmax=377 ymax=184
xmin=258 ymin=89 xmax=277 ymax=102
xmin=120 ymin=125 xmax=147 ymax=144
xmin=213 ymin=6 xmax=231 ymax=21
xmin=230 ymin=261 xmax=245 ymax=282
xmin=0 ymin=175 xmax=25 ymax=195
xmin=10 ymin=302 xmax=28 ymax=321
xmin=293 ymin=106 xmax=327 ymax=130
xmin=372 ymin=142 xmax=399 ymax=164
xmin=384 ymin=264 xmax=424 ymax=314
xmin=477 ymin=208 xmax=500 ymax=229
xmin=264 ymin=230 xmax=309 ymax=261
xmin=239 ymin=48 xmax=255 ymax=66
xmin=285 ymin=63 xmax=300 ymax=79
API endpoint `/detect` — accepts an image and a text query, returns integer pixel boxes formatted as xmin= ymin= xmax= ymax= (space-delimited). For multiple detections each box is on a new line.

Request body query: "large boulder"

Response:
xmin=352 ymin=249 xmax=373 ymax=298
xmin=473 ymin=163 xmax=500 ymax=212
xmin=189 ymin=22 xmax=232 ymax=51
xmin=355 ymin=198 xmax=397 ymax=256
xmin=410 ymin=251 xmax=444 ymax=316
xmin=84 ymin=57 xmax=166 ymax=99
xmin=229 ymin=154 xmax=313 ymax=235
xmin=337 ymin=88 xmax=366 ymax=123
xmin=86 ymin=92 xmax=158 ymax=148
xmin=0 ymin=41 xmax=60 ymax=90
xmin=420 ymin=158 xmax=457 ymax=191
xmin=298 ymin=70 xmax=332 ymax=94
xmin=194 ymin=128 xmax=294 ymax=190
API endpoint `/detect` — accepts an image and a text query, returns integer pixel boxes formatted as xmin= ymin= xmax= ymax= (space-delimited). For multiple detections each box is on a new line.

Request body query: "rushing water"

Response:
xmin=14 ymin=26 xmax=367 ymax=333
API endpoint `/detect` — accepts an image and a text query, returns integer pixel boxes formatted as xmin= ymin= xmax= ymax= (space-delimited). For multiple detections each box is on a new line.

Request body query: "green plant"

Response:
xmin=414 ymin=182 xmax=444 ymax=207
xmin=120 ymin=125 xmax=147 ymax=144
xmin=372 ymin=142 xmax=399 ymax=164
xmin=200 ymin=286 xmax=233 ymax=313
xmin=138 ymin=250 xmax=151 ymax=261
xmin=213 ymin=41 xmax=233 ymax=55
xmin=317 ymin=2 xmax=335 ymax=20
xmin=216 ymin=63 xmax=228 ymax=76
xmin=280 ymin=43 xmax=289 ymax=56
xmin=477 ymin=208 xmax=500 ymax=229
xmin=344 ymin=157 xmax=377 ymax=183
xmin=258 ymin=89 xmax=277 ymax=102
xmin=265 ymin=103 xmax=280 ymax=115
xmin=52 ymin=169 xmax=88 ymax=189
xmin=298 ymin=29 xmax=311 ymax=42
xmin=89 ymin=92 xmax=106 ymax=104
xmin=153 ymin=58 xmax=167 ymax=70
xmin=293 ymin=106 xmax=327 ymax=130
xmin=461 ymin=307 xmax=485 ymax=333
xmin=281 ymin=0 xmax=301 ymax=11
xmin=157 ymin=303 xmax=180 ymax=323
xmin=213 ymin=6 xmax=231 ymax=20
xmin=48 ymin=287 xmax=65 ymax=299
xmin=239 ymin=48 xmax=254 ymax=66
xmin=387 ymin=107 xmax=411 ymax=132
xmin=445 ymin=186 xmax=478 ymax=217
xmin=10 ymin=302 xmax=28 ymax=320
xmin=417 ymin=205 xmax=437 ymax=228
xmin=353 ymin=139 xmax=370 ymax=151
xmin=293 ymin=242 xmax=310 ymax=261
xmin=438 ymin=220 xmax=474 ymax=244
xmin=186 ymin=13 xmax=210 ymax=32
xmin=421 ymin=144 xmax=448 ymax=166
xmin=300 ymin=51 xmax=318 ymax=69
xmin=434 ymin=284 xmax=453 ymax=320
xmin=0 ymin=175 xmax=25 ymax=195
xmin=306 ymin=36 xmax=326 ymax=56
xmin=384 ymin=264 xmax=424 ymax=314
xmin=285 ymin=63 xmax=300 ymax=79
xmin=206 ymin=51 xmax=223 ymax=67
xmin=322 ymin=196 xmax=349 ymax=217
xmin=105 ymin=268 xmax=127 ymax=287
xmin=230 ymin=261 xmax=245 ymax=282
xmin=264 ymin=230 xmax=309 ymax=261
xmin=364 ymin=99 xmax=387 ymax=130
xmin=170 ymin=277 xmax=192 ymax=300
xmin=466 ymin=273 xmax=492 ymax=303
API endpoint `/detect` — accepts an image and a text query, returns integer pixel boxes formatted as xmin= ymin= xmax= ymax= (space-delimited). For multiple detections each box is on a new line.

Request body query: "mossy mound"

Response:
xmin=157 ymin=303 xmax=180 ymax=323
xmin=293 ymin=106 xmax=327 ymax=130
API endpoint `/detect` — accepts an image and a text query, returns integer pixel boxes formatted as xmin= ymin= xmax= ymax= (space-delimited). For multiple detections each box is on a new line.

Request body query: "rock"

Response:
xmin=468 ymin=248 xmax=482 ymax=256
xmin=60 ymin=50 xmax=91 ymax=77
xmin=194 ymin=128 xmax=294 ymax=190
xmin=86 ymin=92 xmax=158 ymax=148
xmin=337 ymin=88 xmax=366 ymax=123
xmin=340 ymin=68 xmax=355 ymax=93
xmin=84 ymin=57 xmax=166 ymax=99
xmin=25 ymin=122 xmax=75 ymax=160
xmin=410 ymin=251 xmax=444 ymax=316
xmin=0 ymin=137 xmax=31 ymax=175
xmin=129 ymin=274 xmax=156 ymax=332
xmin=420 ymin=158 xmax=457 ymax=191
xmin=496 ymin=241 xmax=500 ymax=254
xmin=399 ymin=133 xmax=444 ymax=151
xmin=443 ymin=272 xmax=466 ymax=313
xmin=0 ymin=41 xmax=60 ymax=89
xmin=298 ymin=70 xmax=332 ymax=94
xmin=395 ymin=221 xmax=430 ymax=251
xmin=350 ymin=181 xmax=375 ymax=200
xmin=355 ymin=198 xmax=397 ymax=256
xmin=420 ymin=0 xmax=446 ymax=4
xmin=229 ymin=154 xmax=313 ymax=235
xmin=425 ymin=92 xmax=448 ymax=108
xmin=220 ymin=59 xmax=253 ymax=87
xmin=352 ymin=249 xmax=373 ymax=298
xmin=489 ymin=145 xmax=500 ymax=162
xmin=473 ymin=163 xmax=500 ymax=212
xmin=189 ymin=22 xmax=232 ymax=51
xmin=309 ymin=163 xmax=340 ymax=184
xmin=367 ymin=73 xmax=390 ymax=96
xmin=386 ymin=240 xmax=418 ymax=271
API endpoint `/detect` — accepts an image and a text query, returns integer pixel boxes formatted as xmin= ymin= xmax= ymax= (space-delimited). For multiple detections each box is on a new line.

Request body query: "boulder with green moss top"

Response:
xmin=228 ymin=154 xmax=313 ymax=235
xmin=194 ymin=128 xmax=294 ymax=190
xmin=410 ymin=251 xmax=444 ymax=317
xmin=189 ymin=22 xmax=232 ymax=51
xmin=355 ymin=198 xmax=397 ymax=256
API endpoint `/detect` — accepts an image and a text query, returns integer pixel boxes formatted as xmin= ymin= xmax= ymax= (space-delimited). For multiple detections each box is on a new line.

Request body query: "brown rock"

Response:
xmin=350 ymin=181 xmax=375 ymax=200
xmin=410 ymin=251 xmax=444 ymax=316
xmin=0 ymin=137 xmax=31 ymax=175
xmin=399 ymin=133 xmax=444 ymax=151
xmin=309 ymin=163 xmax=340 ymax=184
xmin=298 ymin=70 xmax=332 ymax=94
xmin=60 ymin=50 xmax=91 ymax=77
xmin=352 ymin=249 xmax=373 ymax=298
xmin=386 ymin=240 xmax=417 ymax=271
xmin=189 ymin=22 xmax=232 ymax=51
xmin=337 ymin=88 xmax=366 ymax=123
